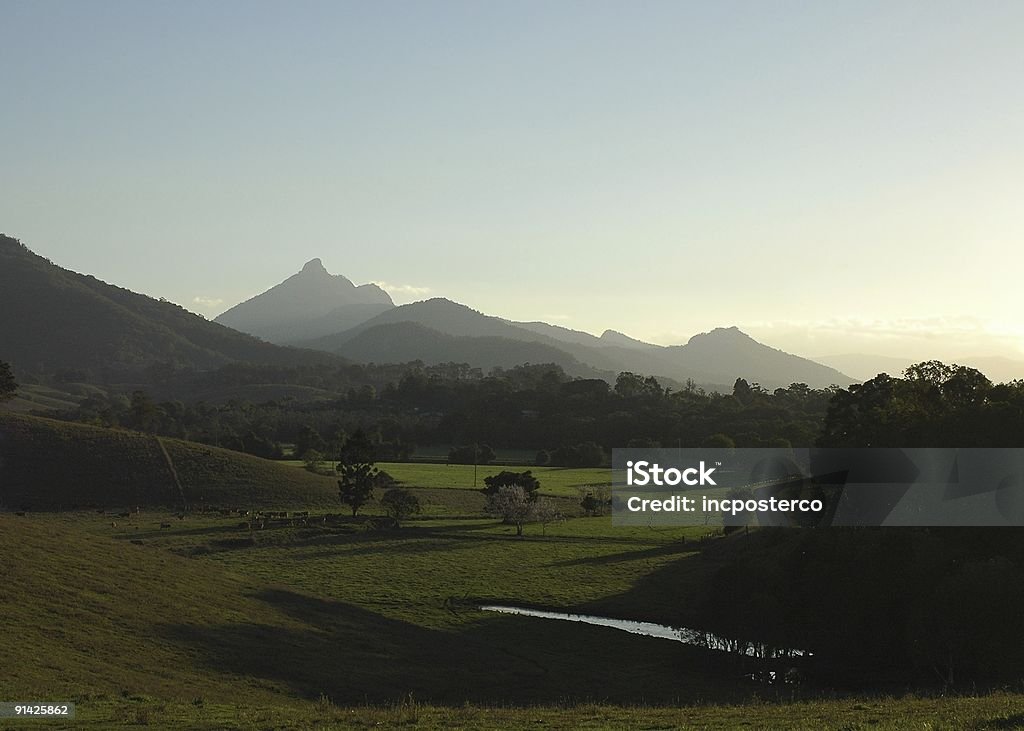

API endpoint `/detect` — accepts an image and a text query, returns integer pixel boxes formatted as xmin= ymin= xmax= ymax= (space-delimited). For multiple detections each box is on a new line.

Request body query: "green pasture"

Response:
xmin=4 ymin=415 xmax=1023 ymax=729
xmin=4 ymin=503 xmax=1023 ymax=729
xmin=286 ymin=459 xmax=610 ymax=497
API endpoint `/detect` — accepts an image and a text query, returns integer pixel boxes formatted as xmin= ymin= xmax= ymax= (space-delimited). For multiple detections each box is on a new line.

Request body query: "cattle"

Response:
xmin=160 ymin=523 xmax=171 ymax=529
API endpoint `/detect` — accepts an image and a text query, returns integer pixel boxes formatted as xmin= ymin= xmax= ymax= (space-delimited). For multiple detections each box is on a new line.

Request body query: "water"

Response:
xmin=479 ymin=604 xmax=809 ymax=659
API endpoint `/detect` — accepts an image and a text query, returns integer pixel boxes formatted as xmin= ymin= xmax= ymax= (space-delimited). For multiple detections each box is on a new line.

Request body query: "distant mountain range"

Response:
xmin=206 ymin=260 xmax=854 ymax=389
xmin=0 ymin=237 xmax=858 ymax=389
xmin=298 ymin=296 xmax=855 ymax=389
xmin=0 ymin=235 xmax=340 ymax=376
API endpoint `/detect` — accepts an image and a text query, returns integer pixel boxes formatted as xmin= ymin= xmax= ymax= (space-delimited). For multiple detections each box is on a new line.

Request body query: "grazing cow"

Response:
xmin=160 ymin=523 xmax=171 ymax=529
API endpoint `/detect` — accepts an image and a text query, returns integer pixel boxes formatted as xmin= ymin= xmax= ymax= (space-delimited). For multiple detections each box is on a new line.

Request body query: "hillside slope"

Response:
xmin=0 ymin=515 xmax=315 ymax=709
xmin=0 ymin=412 xmax=337 ymax=510
xmin=0 ymin=235 xmax=340 ymax=378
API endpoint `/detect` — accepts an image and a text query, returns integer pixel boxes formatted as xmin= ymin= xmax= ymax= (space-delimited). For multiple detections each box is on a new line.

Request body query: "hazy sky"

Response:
xmin=2 ymin=1 xmax=1022 ymax=361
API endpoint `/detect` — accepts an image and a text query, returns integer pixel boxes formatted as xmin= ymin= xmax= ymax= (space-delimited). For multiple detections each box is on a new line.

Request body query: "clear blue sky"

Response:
xmin=2 ymin=1 xmax=1022 ymax=361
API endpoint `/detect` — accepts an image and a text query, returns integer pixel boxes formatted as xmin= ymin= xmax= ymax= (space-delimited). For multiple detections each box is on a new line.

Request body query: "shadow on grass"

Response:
xmin=161 ymin=587 xmax=738 ymax=706
xmin=977 ymin=714 xmax=1024 ymax=729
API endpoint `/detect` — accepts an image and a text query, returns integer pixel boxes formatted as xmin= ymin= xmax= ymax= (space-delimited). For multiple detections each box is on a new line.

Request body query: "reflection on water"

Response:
xmin=480 ymin=604 xmax=809 ymax=659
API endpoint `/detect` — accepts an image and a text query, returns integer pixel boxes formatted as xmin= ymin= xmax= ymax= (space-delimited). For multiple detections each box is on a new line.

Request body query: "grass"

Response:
xmin=42 ymin=693 xmax=1024 ymax=730
xmin=6 ymin=511 xmax=1023 ymax=729
xmin=288 ymin=460 xmax=611 ymax=497
xmin=0 ymin=412 xmax=338 ymax=510
xmin=3 ymin=415 xmax=1022 ymax=727
xmin=1 ymin=382 xmax=84 ymax=412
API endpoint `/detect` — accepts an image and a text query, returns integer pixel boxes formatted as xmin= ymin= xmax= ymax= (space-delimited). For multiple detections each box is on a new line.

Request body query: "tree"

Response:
xmin=483 ymin=470 xmax=540 ymax=499
xmin=485 ymin=485 xmax=533 ymax=536
xmin=578 ymin=484 xmax=611 ymax=516
xmin=549 ymin=441 xmax=604 ymax=467
xmin=448 ymin=443 xmax=495 ymax=465
xmin=337 ymin=429 xmax=378 ymax=517
xmin=380 ymin=488 xmax=421 ymax=527
xmin=0 ymin=361 xmax=16 ymax=402
xmin=531 ymin=497 xmax=562 ymax=536
xmin=295 ymin=425 xmax=327 ymax=459
xmin=128 ymin=390 xmax=160 ymax=432
xmin=702 ymin=433 xmax=736 ymax=449
xmin=302 ymin=449 xmax=325 ymax=472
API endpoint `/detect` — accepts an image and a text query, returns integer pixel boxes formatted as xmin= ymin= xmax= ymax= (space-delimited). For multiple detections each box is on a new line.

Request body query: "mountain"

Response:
xmin=506 ymin=320 xmax=606 ymax=347
xmin=334 ymin=321 xmax=613 ymax=378
xmin=0 ymin=235 xmax=340 ymax=378
xmin=215 ymin=258 xmax=393 ymax=343
xmin=662 ymin=327 xmax=855 ymax=389
xmin=305 ymin=298 xmax=855 ymax=389
xmin=599 ymin=330 xmax=657 ymax=349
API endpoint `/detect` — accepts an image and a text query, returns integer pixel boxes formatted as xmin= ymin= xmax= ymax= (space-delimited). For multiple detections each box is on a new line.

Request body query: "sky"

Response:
xmin=2 ymin=1 xmax=1022 ymax=363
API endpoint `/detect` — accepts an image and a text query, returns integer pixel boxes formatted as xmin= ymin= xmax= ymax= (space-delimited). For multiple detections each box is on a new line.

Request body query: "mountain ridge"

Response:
xmin=0 ymin=235 xmax=341 ymax=377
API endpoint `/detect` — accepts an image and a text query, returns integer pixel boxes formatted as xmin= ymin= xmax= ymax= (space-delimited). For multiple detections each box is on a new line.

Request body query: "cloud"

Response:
xmin=191 ymin=295 xmax=224 ymax=309
xmin=371 ymin=281 xmax=433 ymax=299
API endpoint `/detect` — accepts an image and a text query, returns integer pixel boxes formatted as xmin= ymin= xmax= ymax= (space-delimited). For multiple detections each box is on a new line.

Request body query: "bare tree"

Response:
xmin=485 ymin=485 xmax=532 ymax=536
xmin=531 ymin=497 xmax=563 ymax=536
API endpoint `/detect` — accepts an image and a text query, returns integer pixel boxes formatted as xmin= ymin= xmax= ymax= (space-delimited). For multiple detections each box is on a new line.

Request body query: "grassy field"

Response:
xmin=4 ymin=416 xmax=1023 ymax=728
xmin=3 ymin=511 xmax=1023 ymax=729
xmin=287 ymin=460 xmax=610 ymax=497
xmin=0 ymin=412 xmax=338 ymax=510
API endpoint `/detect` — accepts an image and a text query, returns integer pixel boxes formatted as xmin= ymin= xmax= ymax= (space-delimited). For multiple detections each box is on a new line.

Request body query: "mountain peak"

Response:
xmin=301 ymin=258 xmax=327 ymax=274
xmin=687 ymin=326 xmax=752 ymax=345
xmin=600 ymin=329 xmax=654 ymax=349
xmin=214 ymin=258 xmax=394 ymax=342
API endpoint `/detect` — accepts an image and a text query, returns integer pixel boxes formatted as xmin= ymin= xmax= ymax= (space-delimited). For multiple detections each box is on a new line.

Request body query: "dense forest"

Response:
xmin=32 ymin=357 xmax=1024 ymax=464
xmin=37 ymin=361 xmax=832 ymax=462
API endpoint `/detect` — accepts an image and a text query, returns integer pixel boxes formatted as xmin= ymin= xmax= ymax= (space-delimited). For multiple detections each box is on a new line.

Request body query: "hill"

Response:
xmin=0 ymin=412 xmax=337 ymax=510
xmin=214 ymin=257 xmax=393 ymax=343
xmin=663 ymin=327 xmax=855 ymax=389
xmin=311 ymin=320 xmax=614 ymax=379
xmin=0 ymin=235 xmax=341 ymax=380
xmin=306 ymin=298 xmax=853 ymax=389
